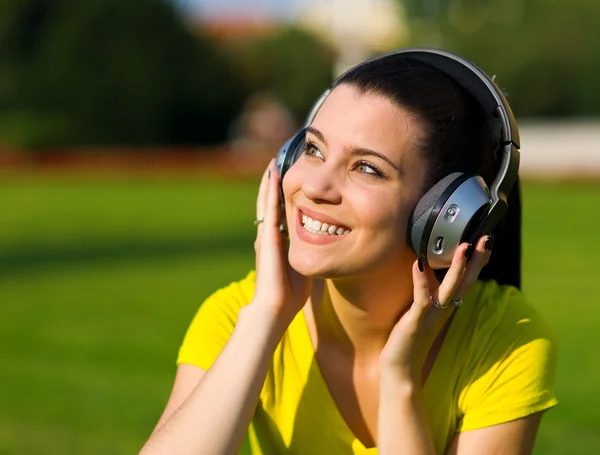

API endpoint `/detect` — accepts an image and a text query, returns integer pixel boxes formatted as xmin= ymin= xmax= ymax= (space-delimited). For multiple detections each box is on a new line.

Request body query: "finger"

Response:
xmin=454 ymin=235 xmax=493 ymax=298
xmin=411 ymin=258 xmax=432 ymax=322
xmin=254 ymin=160 xmax=274 ymax=258
xmin=264 ymin=160 xmax=281 ymax=230
xmin=433 ymin=242 xmax=470 ymax=306
xmin=255 ymin=161 xmax=286 ymax=271
xmin=259 ymin=160 xmax=287 ymax=262
xmin=424 ymin=265 xmax=439 ymax=290
xmin=256 ymin=160 xmax=273 ymax=227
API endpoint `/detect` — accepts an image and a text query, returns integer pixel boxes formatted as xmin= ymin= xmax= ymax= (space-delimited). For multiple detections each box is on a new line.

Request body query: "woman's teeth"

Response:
xmin=302 ymin=214 xmax=350 ymax=236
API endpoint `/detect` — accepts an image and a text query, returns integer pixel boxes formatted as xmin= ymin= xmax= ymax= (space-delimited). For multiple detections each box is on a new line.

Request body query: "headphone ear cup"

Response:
xmin=409 ymin=172 xmax=466 ymax=255
xmin=275 ymin=128 xmax=306 ymax=180
xmin=410 ymin=172 xmax=491 ymax=269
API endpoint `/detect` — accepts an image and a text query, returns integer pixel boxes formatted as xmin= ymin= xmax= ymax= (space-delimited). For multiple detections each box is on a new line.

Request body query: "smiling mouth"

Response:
xmin=301 ymin=212 xmax=351 ymax=236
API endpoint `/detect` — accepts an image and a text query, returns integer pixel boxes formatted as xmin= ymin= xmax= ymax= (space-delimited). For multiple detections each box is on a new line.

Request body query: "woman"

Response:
xmin=141 ymin=49 xmax=557 ymax=454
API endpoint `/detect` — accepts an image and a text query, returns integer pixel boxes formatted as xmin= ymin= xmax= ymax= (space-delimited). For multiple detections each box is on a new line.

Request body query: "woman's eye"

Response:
xmin=304 ymin=142 xmax=324 ymax=159
xmin=355 ymin=161 xmax=382 ymax=177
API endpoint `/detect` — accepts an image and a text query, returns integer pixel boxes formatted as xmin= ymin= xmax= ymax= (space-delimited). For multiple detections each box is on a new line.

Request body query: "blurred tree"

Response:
xmin=0 ymin=0 xmax=245 ymax=148
xmin=400 ymin=0 xmax=600 ymax=118
xmin=229 ymin=26 xmax=334 ymax=123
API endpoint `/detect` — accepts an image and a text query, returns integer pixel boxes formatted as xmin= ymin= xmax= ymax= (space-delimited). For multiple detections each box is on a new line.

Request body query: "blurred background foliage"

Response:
xmin=404 ymin=0 xmax=600 ymax=117
xmin=226 ymin=26 xmax=333 ymax=122
xmin=0 ymin=0 xmax=244 ymax=147
xmin=0 ymin=0 xmax=599 ymax=149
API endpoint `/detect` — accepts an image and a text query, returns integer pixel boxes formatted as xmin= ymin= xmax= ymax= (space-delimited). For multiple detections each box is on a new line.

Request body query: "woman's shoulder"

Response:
xmin=201 ymin=270 xmax=256 ymax=313
xmin=452 ymin=279 xmax=558 ymax=388
xmin=211 ymin=270 xmax=257 ymax=305
xmin=452 ymin=280 xmax=559 ymax=431
xmin=176 ymin=270 xmax=256 ymax=369
xmin=463 ymin=279 xmax=555 ymax=343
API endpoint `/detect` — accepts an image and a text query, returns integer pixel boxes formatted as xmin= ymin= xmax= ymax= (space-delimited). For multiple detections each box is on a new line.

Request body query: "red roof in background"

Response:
xmin=198 ymin=16 xmax=276 ymax=42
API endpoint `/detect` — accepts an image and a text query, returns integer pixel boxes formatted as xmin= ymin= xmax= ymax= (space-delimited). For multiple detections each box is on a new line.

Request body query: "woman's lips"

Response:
xmin=295 ymin=207 xmax=351 ymax=245
xmin=297 ymin=205 xmax=348 ymax=229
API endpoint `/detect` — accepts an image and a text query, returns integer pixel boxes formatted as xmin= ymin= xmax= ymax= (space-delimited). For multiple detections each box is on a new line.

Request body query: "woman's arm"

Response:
xmin=140 ymin=303 xmax=287 ymax=455
xmin=446 ymin=413 xmax=543 ymax=455
xmin=141 ymin=162 xmax=311 ymax=455
xmin=378 ymin=237 xmax=493 ymax=454
xmin=151 ymin=364 xmax=207 ymax=435
xmin=378 ymin=385 xmax=543 ymax=455
xmin=377 ymin=376 xmax=437 ymax=454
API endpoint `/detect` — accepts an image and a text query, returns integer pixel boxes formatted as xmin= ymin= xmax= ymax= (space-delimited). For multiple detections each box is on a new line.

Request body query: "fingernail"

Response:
xmin=268 ymin=170 xmax=271 ymax=179
xmin=417 ymin=257 xmax=424 ymax=272
xmin=484 ymin=235 xmax=494 ymax=251
xmin=464 ymin=243 xmax=473 ymax=260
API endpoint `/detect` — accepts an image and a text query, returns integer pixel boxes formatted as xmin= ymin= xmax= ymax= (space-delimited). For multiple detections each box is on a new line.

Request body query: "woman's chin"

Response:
xmin=288 ymin=252 xmax=338 ymax=279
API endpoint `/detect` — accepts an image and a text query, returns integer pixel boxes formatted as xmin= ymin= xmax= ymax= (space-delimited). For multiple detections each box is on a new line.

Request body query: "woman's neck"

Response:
xmin=308 ymin=260 xmax=416 ymax=361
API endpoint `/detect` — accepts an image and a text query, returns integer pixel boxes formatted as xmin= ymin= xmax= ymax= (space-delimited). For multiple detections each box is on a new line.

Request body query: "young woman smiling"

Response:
xmin=140 ymin=50 xmax=557 ymax=455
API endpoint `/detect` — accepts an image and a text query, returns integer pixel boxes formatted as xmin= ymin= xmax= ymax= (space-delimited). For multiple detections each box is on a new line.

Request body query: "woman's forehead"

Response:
xmin=310 ymin=85 xmax=420 ymax=161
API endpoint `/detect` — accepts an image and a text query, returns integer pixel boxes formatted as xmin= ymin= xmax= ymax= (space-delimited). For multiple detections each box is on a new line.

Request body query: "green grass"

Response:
xmin=520 ymin=181 xmax=600 ymax=453
xmin=0 ymin=176 xmax=598 ymax=454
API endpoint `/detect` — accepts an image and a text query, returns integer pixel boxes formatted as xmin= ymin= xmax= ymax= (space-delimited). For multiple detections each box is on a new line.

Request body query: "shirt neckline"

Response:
xmin=294 ymin=305 xmax=375 ymax=452
xmin=292 ymin=283 xmax=481 ymax=452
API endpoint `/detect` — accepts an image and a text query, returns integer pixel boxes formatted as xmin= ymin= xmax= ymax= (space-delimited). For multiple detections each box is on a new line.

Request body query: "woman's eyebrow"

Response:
xmin=347 ymin=148 xmax=401 ymax=172
xmin=306 ymin=126 xmax=401 ymax=172
xmin=306 ymin=126 xmax=327 ymax=146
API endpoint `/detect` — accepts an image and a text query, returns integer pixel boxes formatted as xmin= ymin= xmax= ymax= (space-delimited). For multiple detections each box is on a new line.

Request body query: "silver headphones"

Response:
xmin=275 ymin=48 xmax=520 ymax=269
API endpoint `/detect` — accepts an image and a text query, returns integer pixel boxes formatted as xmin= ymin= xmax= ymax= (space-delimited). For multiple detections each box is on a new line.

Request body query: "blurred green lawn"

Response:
xmin=1 ymin=176 xmax=598 ymax=454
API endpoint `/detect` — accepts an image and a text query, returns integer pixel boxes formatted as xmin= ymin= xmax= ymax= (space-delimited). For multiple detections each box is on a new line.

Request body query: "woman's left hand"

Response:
xmin=379 ymin=235 xmax=494 ymax=385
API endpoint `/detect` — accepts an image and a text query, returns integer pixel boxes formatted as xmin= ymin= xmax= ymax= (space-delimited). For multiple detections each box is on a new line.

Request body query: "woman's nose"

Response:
xmin=301 ymin=163 xmax=342 ymax=204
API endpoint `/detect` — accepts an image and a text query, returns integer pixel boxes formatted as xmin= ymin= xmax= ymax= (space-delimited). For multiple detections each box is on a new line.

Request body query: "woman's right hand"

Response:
xmin=251 ymin=159 xmax=312 ymax=327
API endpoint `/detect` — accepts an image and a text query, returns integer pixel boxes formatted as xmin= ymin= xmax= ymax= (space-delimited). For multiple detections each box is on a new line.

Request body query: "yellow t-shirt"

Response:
xmin=177 ymin=271 xmax=558 ymax=454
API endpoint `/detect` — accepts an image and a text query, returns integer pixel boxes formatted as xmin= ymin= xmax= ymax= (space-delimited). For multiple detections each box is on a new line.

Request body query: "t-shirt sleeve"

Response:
xmin=176 ymin=271 xmax=256 ymax=371
xmin=457 ymin=285 xmax=559 ymax=432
